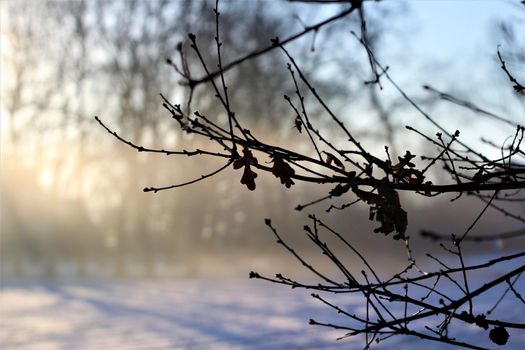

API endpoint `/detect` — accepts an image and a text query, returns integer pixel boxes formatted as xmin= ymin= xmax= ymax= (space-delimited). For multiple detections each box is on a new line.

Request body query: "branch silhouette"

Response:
xmin=96 ymin=1 xmax=525 ymax=348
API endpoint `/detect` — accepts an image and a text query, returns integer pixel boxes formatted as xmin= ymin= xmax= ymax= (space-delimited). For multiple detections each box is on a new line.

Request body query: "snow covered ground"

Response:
xmin=1 ymin=278 xmax=524 ymax=349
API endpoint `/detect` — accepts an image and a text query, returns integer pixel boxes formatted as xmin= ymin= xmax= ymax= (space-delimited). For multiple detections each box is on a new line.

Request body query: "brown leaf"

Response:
xmin=233 ymin=157 xmax=245 ymax=169
xmin=294 ymin=117 xmax=302 ymax=133
xmin=233 ymin=147 xmax=258 ymax=169
xmin=234 ymin=147 xmax=258 ymax=190
xmin=390 ymin=150 xmax=425 ymax=184
xmin=352 ymin=185 xmax=407 ymax=240
xmin=473 ymin=168 xmax=484 ymax=183
xmin=271 ymin=154 xmax=295 ymax=188
xmin=400 ymin=168 xmax=425 ymax=184
xmin=324 ymin=152 xmax=344 ymax=170
xmin=424 ymin=181 xmax=433 ymax=196
xmin=392 ymin=150 xmax=416 ymax=172
xmin=241 ymin=165 xmax=258 ymax=191
xmin=329 ymin=183 xmax=351 ymax=197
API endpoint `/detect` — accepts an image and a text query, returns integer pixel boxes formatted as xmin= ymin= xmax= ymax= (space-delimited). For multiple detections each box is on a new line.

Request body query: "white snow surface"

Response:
xmin=1 ymin=278 xmax=523 ymax=349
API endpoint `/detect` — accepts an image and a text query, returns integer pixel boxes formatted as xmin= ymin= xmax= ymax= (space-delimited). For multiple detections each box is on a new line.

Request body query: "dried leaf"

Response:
xmin=329 ymin=183 xmax=351 ymax=197
xmin=294 ymin=116 xmax=302 ymax=133
xmin=271 ymin=154 xmax=295 ymax=188
xmin=234 ymin=147 xmax=258 ymax=190
xmin=364 ymin=163 xmax=373 ymax=176
xmin=391 ymin=150 xmax=424 ymax=184
xmin=400 ymin=168 xmax=425 ymax=184
xmin=352 ymin=185 xmax=407 ymax=240
xmin=324 ymin=152 xmax=344 ymax=169
xmin=392 ymin=150 xmax=416 ymax=171
xmin=241 ymin=165 xmax=258 ymax=191
xmin=424 ymin=181 xmax=433 ymax=196
xmin=233 ymin=147 xmax=258 ymax=169
xmin=489 ymin=326 xmax=509 ymax=345
xmin=473 ymin=168 xmax=484 ymax=183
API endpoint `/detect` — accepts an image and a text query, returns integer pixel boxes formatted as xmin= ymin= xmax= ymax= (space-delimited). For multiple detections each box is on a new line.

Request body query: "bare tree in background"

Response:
xmin=2 ymin=0 xmax=382 ymax=278
xmin=96 ymin=0 xmax=525 ymax=348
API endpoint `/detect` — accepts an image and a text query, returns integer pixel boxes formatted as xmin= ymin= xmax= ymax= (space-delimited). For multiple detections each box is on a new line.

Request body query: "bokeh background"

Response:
xmin=0 ymin=0 xmax=524 ymax=348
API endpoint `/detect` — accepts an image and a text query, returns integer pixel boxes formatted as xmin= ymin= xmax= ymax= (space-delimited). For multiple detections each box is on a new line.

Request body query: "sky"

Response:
xmin=1 ymin=9 xmax=524 ymax=350
xmin=1 ymin=0 xmax=522 ymax=140
xmin=0 ymin=0 xmax=523 ymax=280
xmin=409 ymin=0 xmax=520 ymax=61
xmin=370 ymin=0 xmax=524 ymax=160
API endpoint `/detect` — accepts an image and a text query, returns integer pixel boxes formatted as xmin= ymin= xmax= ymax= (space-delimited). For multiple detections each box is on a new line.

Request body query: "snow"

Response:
xmin=1 ymin=279 xmax=523 ymax=349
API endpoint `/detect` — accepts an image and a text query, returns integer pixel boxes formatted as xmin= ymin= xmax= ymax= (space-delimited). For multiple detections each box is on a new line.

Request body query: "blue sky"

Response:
xmin=370 ymin=0 xmax=524 ymax=159
xmin=408 ymin=0 xmax=523 ymax=62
